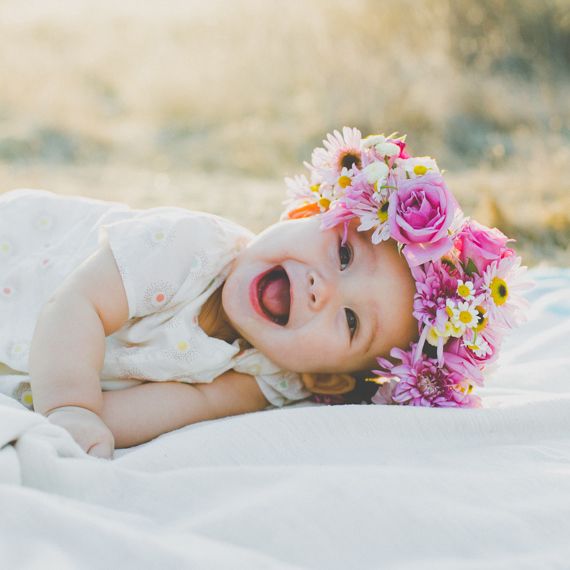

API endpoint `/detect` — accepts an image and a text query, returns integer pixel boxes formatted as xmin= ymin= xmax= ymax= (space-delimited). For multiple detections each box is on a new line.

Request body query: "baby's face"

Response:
xmin=222 ymin=216 xmax=418 ymax=375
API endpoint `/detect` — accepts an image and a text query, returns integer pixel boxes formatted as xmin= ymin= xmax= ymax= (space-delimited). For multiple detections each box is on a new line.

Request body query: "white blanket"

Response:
xmin=1 ymin=267 xmax=570 ymax=569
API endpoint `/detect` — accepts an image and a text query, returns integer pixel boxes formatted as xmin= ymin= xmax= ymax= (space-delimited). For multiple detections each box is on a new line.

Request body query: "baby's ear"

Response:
xmin=301 ymin=373 xmax=356 ymax=395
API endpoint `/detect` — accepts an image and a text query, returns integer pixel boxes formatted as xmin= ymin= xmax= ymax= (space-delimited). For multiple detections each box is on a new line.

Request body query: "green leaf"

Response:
xmin=463 ymin=258 xmax=479 ymax=277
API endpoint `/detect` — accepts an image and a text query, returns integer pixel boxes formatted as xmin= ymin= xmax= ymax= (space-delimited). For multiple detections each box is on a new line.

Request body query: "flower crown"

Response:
xmin=282 ymin=127 xmax=533 ymax=408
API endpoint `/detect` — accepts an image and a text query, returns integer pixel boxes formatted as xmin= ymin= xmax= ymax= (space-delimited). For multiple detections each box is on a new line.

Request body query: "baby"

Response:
xmin=0 ymin=127 xmax=529 ymax=459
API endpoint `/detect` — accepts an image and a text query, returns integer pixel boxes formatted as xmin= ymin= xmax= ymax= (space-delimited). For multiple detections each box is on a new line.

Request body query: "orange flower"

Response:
xmin=286 ymin=202 xmax=320 ymax=219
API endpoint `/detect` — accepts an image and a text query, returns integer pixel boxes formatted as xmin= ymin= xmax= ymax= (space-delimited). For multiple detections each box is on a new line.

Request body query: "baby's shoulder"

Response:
xmin=101 ymin=206 xmax=254 ymax=262
xmin=131 ymin=207 xmax=253 ymax=238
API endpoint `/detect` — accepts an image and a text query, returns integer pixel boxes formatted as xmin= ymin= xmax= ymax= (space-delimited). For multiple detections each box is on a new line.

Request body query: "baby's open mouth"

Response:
xmin=257 ymin=265 xmax=290 ymax=326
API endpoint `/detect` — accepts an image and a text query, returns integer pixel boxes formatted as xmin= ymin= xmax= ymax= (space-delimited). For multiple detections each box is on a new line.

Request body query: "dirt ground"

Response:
xmin=1 ymin=0 xmax=568 ymax=266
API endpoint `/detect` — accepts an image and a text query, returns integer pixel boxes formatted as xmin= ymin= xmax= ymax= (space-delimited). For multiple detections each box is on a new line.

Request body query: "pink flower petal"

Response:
xmin=402 ymin=236 xmax=454 ymax=267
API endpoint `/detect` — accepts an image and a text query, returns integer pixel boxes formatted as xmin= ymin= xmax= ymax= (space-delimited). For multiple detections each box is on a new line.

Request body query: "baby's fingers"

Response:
xmin=88 ymin=440 xmax=114 ymax=459
xmin=46 ymin=405 xmax=115 ymax=459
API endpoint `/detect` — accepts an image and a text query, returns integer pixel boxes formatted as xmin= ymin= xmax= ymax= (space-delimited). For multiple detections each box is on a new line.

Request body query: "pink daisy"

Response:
xmin=352 ymin=186 xmax=393 ymax=245
xmin=311 ymin=127 xmax=363 ymax=177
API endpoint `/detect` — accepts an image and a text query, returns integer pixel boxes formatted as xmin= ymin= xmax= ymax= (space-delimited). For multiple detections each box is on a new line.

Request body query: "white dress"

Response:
xmin=0 ymin=189 xmax=311 ymax=410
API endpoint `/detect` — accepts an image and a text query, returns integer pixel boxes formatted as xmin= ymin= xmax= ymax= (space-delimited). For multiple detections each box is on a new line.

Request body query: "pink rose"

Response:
xmin=456 ymin=220 xmax=513 ymax=273
xmin=388 ymin=173 xmax=458 ymax=266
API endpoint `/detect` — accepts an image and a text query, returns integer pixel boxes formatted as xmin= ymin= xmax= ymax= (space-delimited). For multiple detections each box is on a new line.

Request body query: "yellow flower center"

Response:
xmin=310 ymin=184 xmax=321 ymax=193
xmin=457 ymin=284 xmax=471 ymax=298
xmin=474 ymin=306 xmax=487 ymax=332
xmin=319 ymin=197 xmax=331 ymax=210
xmin=490 ymin=277 xmax=509 ymax=306
xmin=338 ymin=175 xmax=352 ymax=189
xmin=455 ymin=383 xmax=474 ymax=395
xmin=413 ymin=165 xmax=428 ymax=176
xmin=377 ymin=201 xmax=389 ymax=223
xmin=446 ymin=306 xmax=454 ymax=318
xmin=426 ymin=327 xmax=439 ymax=346
xmin=449 ymin=322 xmax=463 ymax=337
xmin=459 ymin=310 xmax=474 ymax=324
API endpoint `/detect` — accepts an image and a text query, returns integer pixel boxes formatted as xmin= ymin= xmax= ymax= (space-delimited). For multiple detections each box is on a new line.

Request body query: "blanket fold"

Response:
xmin=1 ymin=267 xmax=569 ymax=569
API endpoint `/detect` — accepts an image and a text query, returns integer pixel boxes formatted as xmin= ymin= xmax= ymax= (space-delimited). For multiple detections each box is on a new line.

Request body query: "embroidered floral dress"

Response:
xmin=0 ymin=189 xmax=311 ymax=410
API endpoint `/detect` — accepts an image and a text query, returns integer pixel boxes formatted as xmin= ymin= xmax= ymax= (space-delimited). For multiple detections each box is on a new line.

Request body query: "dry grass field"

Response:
xmin=0 ymin=0 xmax=568 ymax=265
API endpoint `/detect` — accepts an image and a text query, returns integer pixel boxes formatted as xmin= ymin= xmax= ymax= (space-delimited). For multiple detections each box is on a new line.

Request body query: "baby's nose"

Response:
xmin=308 ymin=271 xmax=332 ymax=311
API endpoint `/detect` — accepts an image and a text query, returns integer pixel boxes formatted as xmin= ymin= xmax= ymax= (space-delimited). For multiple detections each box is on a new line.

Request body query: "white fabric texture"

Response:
xmin=0 ymin=266 xmax=569 ymax=569
xmin=0 ymin=189 xmax=310 ymax=408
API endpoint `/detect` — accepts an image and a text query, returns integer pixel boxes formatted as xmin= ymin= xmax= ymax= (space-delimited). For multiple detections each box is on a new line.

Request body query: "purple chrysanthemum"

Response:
xmin=373 ymin=347 xmax=480 ymax=408
xmin=412 ymin=261 xmax=460 ymax=331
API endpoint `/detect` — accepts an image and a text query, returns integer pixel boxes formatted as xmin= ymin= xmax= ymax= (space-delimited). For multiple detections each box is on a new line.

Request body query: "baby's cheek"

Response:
xmin=387 ymin=314 xmax=419 ymax=356
xmin=274 ymin=334 xmax=320 ymax=372
xmin=303 ymin=341 xmax=348 ymax=373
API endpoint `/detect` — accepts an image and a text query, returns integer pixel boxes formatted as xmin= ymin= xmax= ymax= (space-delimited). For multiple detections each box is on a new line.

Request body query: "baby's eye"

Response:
xmin=338 ymin=241 xmax=352 ymax=271
xmin=345 ymin=308 xmax=358 ymax=340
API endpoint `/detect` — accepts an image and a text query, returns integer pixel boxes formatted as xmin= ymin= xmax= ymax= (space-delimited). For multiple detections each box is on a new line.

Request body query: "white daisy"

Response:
xmin=361 ymin=134 xmax=400 ymax=157
xmin=319 ymin=166 xmax=355 ymax=197
xmin=362 ymin=161 xmax=389 ymax=188
xmin=397 ymin=156 xmax=439 ymax=179
xmin=456 ymin=280 xmax=475 ymax=301
xmin=426 ymin=325 xmax=451 ymax=347
xmin=334 ymin=167 xmax=354 ymax=195
xmin=449 ymin=300 xmax=480 ymax=334
xmin=464 ymin=336 xmax=492 ymax=358
xmin=482 ymin=255 xmax=533 ymax=328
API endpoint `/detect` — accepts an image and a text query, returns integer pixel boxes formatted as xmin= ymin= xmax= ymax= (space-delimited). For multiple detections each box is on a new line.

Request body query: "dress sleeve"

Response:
xmin=254 ymin=370 xmax=312 ymax=408
xmin=98 ymin=208 xmax=240 ymax=320
xmin=232 ymin=348 xmax=312 ymax=408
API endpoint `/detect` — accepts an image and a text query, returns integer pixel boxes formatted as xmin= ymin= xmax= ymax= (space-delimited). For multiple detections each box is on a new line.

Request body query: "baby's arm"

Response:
xmin=100 ymin=371 xmax=270 ymax=449
xmin=29 ymin=233 xmax=270 ymax=452
xmin=29 ymin=236 xmax=130 ymax=455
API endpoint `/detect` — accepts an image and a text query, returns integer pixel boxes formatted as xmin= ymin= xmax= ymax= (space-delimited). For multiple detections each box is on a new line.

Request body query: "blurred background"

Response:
xmin=0 ymin=0 xmax=568 ymax=265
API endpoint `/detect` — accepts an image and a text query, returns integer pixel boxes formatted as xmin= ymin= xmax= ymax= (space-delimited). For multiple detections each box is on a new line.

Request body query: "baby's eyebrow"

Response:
xmin=352 ymin=226 xmax=373 ymax=264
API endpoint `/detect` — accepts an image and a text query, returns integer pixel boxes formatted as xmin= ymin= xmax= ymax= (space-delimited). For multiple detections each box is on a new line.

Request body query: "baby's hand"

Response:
xmin=46 ymin=406 xmax=115 ymax=459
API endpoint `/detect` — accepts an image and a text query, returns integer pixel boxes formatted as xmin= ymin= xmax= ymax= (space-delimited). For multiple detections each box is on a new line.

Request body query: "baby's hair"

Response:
xmin=308 ymin=371 xmax=380 ymax=406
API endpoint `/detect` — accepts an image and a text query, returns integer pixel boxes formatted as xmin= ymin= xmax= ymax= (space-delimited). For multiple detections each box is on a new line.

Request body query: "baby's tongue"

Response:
xmin=261 ymin=272 xmax=290 ymax=319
